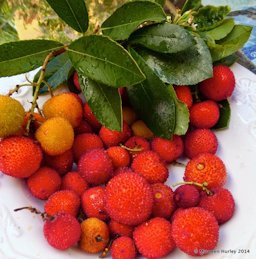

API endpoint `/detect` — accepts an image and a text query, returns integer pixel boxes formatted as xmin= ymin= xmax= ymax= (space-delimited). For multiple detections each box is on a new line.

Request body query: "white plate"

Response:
xmin=0 ymin=63 xmax=256 ymax=259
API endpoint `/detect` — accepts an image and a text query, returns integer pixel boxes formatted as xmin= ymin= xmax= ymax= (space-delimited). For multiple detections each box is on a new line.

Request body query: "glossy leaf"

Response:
xmin=129 ymin=23 xmax=195 ymax=54
xmin=127 ymin=48 xmax=176 ymax=139
xmin=210 ymin=25 xmax=252 ymax=61
xmin=45 ymin=0 xmax=88 ymax=33
xmin=101 ymin=1 xmax=166 ymax=41
xmin=194 ymin=5 xmax=231 ymax=31
xmin=0 ymin=40 xmax=63 ymax=77
xmin=68 ymin=35 xmax=145 ymax=87
xmin=214 ymin=53 xmax=238 ymax=67
xmin=34 ymin=52 xmax=73 ymax=94
xmin=182 ymin=0 xmax=201 ymax=13
xmin=138 ymin=37 xmax=212 ymax=85
xmin=79 ymin=74 xmax=122 ymax=131
xmin=213 ymin=100 xmax=230 ymax=129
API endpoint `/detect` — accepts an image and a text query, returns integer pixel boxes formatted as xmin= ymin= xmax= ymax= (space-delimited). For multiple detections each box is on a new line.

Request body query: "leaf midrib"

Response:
xmin=64 ymin=0 xmax=83 ymax=32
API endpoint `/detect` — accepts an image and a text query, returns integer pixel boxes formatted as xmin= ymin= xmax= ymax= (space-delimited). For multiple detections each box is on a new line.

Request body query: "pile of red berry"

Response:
xmin=0 ymin=65 xmax=236 ymax=258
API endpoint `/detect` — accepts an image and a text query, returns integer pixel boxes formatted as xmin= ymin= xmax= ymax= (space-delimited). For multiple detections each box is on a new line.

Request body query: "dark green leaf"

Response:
xmin=79 ymin=74 xmax=122 ymax=131
xmin=127 ymin=48 xmax=176 ymax=139
xmin=0 ymin=40 xmax=63 ymax=77
xmin=194 ymin=5 xmax=231 ymax=31
xmin=101 ymin=1 xmax=166 ymax=41
xmin=213 ymin=100 xmax=230 ymax=129
xmin=68 ymin=35 xmax=145 ymax=88
xmin=34 ymin=52 xmax=73 ymax=94
xmin=138 ymin=37 xmax=212 ymax=85
xmin=45 ymin=0 xmax=88 ymax=33
xmin=204 ymin=18 xmax=235 ymax=40
xmin=168 ymin=85 xmax=189 ymax=135
xmin=210 ymin=25 xmax=252 ymax=61
xmin=129 ymin=23 xmax=195 ymax=54
xmin=182 ymin=0 xmax=201 ymax=13
xmin=214 ymin=53 xmax=238 ymax=67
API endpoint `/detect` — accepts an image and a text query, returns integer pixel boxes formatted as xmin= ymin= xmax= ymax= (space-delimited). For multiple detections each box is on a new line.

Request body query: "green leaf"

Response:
xmin=138 ymin=37 xmax=212 ymax=85
xmin=68 ymin=35 xmax=145 ymax=88
xmin=210 ymin=25 xmax=252 ymax=61
xmin=214 ymin=53 xmax=238 ymax=67
xmin=34 ymin=52 xmax=73 ymax=94
xmin=78 ymin=74 xmax=122 ymax=131
xmin=182 ymin=0 xmax=201 ymax=13
xmin=127 ymin=48 xmax=176 ymax=139
xmin=0 ymin=40 xmax=63 ymax=77
xmin=213 ymin=100 xmax=230 ymax=129
xmin=153 ymin=0 xmax=165 ymax=6
xmin=129 ymin=23 xmax=195 ymax=54
xmin=204 ymin=18 xmax=235 ymax=40
xmin=194 ymin=5 xmax=231 ymax=31
xmin=45 ymin=0 xmax=88 ymax=33
xmin=101 ymin=1 xmax=166 ymax=41
xmin=168 ymin=85 xmax=189 ymax=135
xmin=0 ymin=15 xmax=18 ymax=44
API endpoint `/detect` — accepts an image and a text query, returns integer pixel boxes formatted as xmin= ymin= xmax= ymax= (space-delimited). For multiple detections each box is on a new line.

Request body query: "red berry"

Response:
xmin=190 ymin=100 xmax=220 ymax=129
xmin=107 ymin=146 xmax=130 ymax=168
xmin=112 ymin=167 xmax=134 ymax=177
xmin=45 ymin=190 xmax=80 ymax=217
xmin=105 ymin=172 xmax=153 ymax=226
xmin=72 ymin=133 xmax=103 ymax=162
xmin=184 ymin=129 xmax=218 ymax=159
xmin=27 ymin=167 xmax=61 ymax=200
xmin=75 ymin=120 xmax=93 ymax=134
xmin=61 ymin=171 xmax=89 ymax=196
xmin=73 ymin=71 xmax=81 ymax=91
xmin=199 ymin=65 xmax=236 ymax=101
xmin=151 ymin=135 xmax=184 ymax=163
xmin=120 ymin=121 xmax=132 ymax=143
xmin=125 ymin=136 xmax=150 ymax=156
xmin=199 ymin=188 xmax=235 ymax=224
xmin=78 ymin=148 xmax=113 ymax=185
xmin=152 ymin=183 xmax=176 ymax=218
xmin=172 ymin=207 xmax=219 ymax=256
xmin=81 ymin=186 xmax=108 ymax=221
xmin=83 ymin=103 xmax=101 ymax=130
xmin=109 ymin=220 xmax=134 ymax=238
xmin=174 ymin=85 xmax=193 ymax=108
xmin=44 ymin=213 xmax=81 ymax=250
xmin=174 ymin=185 xmax=200 ymax=208
xmin=131 ymin=151 xmax=168 ymax=184
xmin=133 ymin=217 xmax=176 ymax=259
xmin=111 ymin=237 xmax=136 ymax=259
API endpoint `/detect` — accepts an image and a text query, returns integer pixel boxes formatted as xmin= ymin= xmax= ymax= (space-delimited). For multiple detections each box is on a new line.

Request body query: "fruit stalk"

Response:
xmin=172 ymin=181 xmax=213 ymax=195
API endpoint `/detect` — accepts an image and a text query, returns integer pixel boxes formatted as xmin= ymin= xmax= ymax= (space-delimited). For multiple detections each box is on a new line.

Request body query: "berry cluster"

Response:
xmin=0 ymin=64 xmax=236 ymax=258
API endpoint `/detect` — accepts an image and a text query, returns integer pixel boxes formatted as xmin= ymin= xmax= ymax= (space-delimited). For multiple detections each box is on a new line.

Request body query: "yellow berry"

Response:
xmin=122 ymin=106 xmax=137 ymax=125
xmin=131 ymin=120 xmax=154 ymax=139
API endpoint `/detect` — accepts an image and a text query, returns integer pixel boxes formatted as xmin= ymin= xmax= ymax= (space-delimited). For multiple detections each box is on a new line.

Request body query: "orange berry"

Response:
xmin=80 ymin=217 xmax=109 ymax=253
xmin=122 ymin=106 xmax=137 ymax=125
xmin=0 ymin=136 xmax=42 ymax=178
xmin=184 ymin=153 xmax=227 ymax=189
xmin=43 ymin=92 xmax=83 ymax=128
xmin=131 ymin=120 xmax=154 ymax=139
xmin=174 ymin=85 xmax=193 ymax=108
xmin=107 ymin=146 xmax=130 ymax=168
xmin=35 ymin=117 xmax=74 ymax=156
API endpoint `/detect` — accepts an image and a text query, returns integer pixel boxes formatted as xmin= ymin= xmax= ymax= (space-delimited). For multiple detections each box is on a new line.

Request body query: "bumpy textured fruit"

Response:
xmin=152 ymin=183 xmax=176 ymax=218
xmin=199 ymin=188 xmax=235 ymax=224
xmin=27 ymin=167 xmax=61 ymax=200
xmin=174 ymin=85 xmax=193 ymax=108
xmin=61 ymin=171 xmax=89 ymax=196
xmin=44 ymin=213 xmax=81 ymax=250
xmin=44 ymin=190 xmax=80 ymax=217
xmin=199 ymin=65 xmax=236 ymax=101
xmin=174 ymin=185 xmax=200 ymax=208
xmin=0 ymin=136 xmax=42 ymax=178
xmin=184 ymin=129 xmax=218 ymax=159
xmin=151 ymin=135 xmax=184 ymax=163
xmin=131 ymin=120 xmax=154 ymax=139
xmin=80 ymin=217 xmax=109 ymax=253
xmin=36 ymin=117 xmax=74 ymax=156
xmin=125 ymin=136 xmax=150 ymax=156
xmin=112 ymin=167 xmax=134 ymax=177
xmin=72 ymin=133 xmax=103 ymax=162
xmin=83 ymin=103 xmax=101 ymax=130
xmin=172 ymin=207 xmax=219 ymax=256
xmin=78 ymin=148 xmax=113 ymax=185
xmin=81 ymin=186 xmax=108 ymax=221
xmin=122 ymin=106 xmax=137 ymax=125
xmin=109 ymin=220 xmax=134 ymax=238
xmin=44 ymin=149 xmax=73 ymax=175
xmin=190 ymin=100 xmax=220 ymax=129
xmin=133 ymin=217 xmax=176 ymax=259
xmin=43 ymin=92 xmax=83 ymax=128
xmin=184 ymin=153 xmax=227 ymax=189
xmin=131 ymin=151 xmax=168 ymax=184
xmin=111 ymin=237 xmax=136 ymax=259
xmin=105 ymin=172 xmax=153 ymax=226
xmin=0 ymin=95 xmax=25 ymax=138
xmin=107 ymin=146 xmax=130 ymax=168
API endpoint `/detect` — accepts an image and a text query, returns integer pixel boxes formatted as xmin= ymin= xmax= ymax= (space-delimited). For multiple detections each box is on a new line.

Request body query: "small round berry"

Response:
xmin=109 ymin=220 xmax=134 ymax=238
xmin=174 ymin=185 xmax=200 ymax=208
xmin=131 ymin=120 xmax=154 ymax=139
xmin=122 ymin=106 xmax=137 ymax=125
xmin=107 ymin=146 xmax=130 ymax=168
xmin=83 ymin=103 xmax=101 ymax=130
xmin=174 ymin=85 xmax=193 ymax=108
xmin=125 ymin=136 xmax=150 ymax=156
xmin=73 ymin=71 xmax=81 ymax=91
xmin=111 ymin=237 xmax=136 ymax=259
